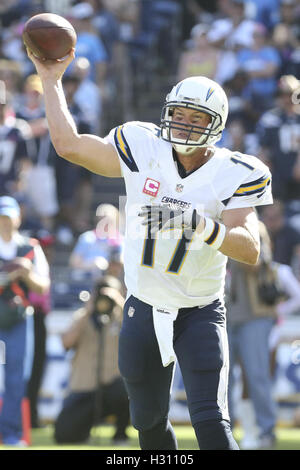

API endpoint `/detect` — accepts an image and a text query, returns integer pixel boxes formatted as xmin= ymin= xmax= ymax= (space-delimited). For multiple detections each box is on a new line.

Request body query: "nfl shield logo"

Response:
xmin=128 ymin=306 xmax=135 ymax=318
xmin=176 ymin=184 xmax=184 ymax=193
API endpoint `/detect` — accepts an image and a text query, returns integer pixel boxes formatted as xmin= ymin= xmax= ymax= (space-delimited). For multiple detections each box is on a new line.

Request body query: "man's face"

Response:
xmin=0 ymin=215 xmax=16 ymax=235
xmin=171 ymin=107 xmax=212 ymax=143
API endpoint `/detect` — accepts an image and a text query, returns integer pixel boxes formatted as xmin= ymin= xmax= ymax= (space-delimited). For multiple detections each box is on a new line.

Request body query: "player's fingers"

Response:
xmin=26 ymin=47 xmax=37 ymax=62
xmin=138 ymin=210 xmax=148 ymax=217
xmin=140 ymin=205 xmax=153 ymax=213
xmin=26 ymin=47 xmax=49 ymax=66
xmin=57 ymin=47 xmax=75 ymax=64
xmin=141 ymin=217 xmax=158 ymax=226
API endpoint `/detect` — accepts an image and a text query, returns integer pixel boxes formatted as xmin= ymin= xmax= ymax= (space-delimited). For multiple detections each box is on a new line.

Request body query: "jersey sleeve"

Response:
xmin=105 ymin=121 xmax=160 ymax=176
xmin=222 ymin=155 xmax=273 ymax=211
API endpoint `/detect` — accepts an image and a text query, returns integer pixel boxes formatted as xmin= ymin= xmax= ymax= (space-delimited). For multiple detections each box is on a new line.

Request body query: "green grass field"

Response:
xmin=1 ymin=424 xmax=300 ymax=450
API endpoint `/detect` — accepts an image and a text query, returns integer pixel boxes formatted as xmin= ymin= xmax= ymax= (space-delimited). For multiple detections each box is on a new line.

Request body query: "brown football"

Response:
xmin=22 ymin=13 xmax=77 ymax=60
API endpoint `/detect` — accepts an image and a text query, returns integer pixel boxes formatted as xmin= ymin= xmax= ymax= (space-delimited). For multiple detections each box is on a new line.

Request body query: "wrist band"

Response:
xmin=203 ymin=217 xmax=226 ymax=250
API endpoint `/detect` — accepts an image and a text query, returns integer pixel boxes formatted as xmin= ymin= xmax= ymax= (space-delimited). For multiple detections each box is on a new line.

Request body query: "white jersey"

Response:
xmin=106 ymin=121 xmax=273 ymax=310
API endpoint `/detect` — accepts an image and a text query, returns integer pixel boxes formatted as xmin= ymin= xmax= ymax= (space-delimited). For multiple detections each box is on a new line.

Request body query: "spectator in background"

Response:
xmin=220 ymin=119 xmax=258 ymax=156
xmin=272 ymin=22 xmax=300 ymax=79
xmin=256 ymin=74 xmax=300 ymax=203
xmin=208 ymin=0 xmax=258 ymax=85
xmin=0 ymin=196 xmax=50 ymax=446
xmin=54 ymin=276 xmax=130 ymax=446
xmin=274 ymin=0 xmax=300 ymax=79
xmin=227 ymin=220 xmax=300 ymax=449
xmin=0 ymin=80 xmax=31 ymax=197
xmin=72 ymin=57 xmax=102 ymax=133
xmin=236 ymin=23 xmax=281 ymax=112
xmin=69 ymin=203 xmax=122 ymax=282
xmin=54 ymin=73 xmax=93 ymax=239
xmin=68 ymin=2 xmax=108 ymax=85
xmin=89 ymin=0 xmax=121 ymax=62
xmin=15 ymin=74 xmax=59 ymax=231
xmin=0 ymin=59 xmax=23 ymax=110
xmin=179 ymin=0 xmax=218 ymax=40
xmin=277 ymin=0 xmax=300 ymax=42
xmin=0 ymin=14 xmax=34 ymax=77
xmin=260 ymin=199 xmax=300 ymax=269
xmin=226 ymin=222 xmax=278 ymax=449
xmin=206 ymin=0 xmax=255 ymax=50
xmin=177 ymin=24 xmax=221 ymax=82
xmin=222 ymin=71 xmax=260 ymax=132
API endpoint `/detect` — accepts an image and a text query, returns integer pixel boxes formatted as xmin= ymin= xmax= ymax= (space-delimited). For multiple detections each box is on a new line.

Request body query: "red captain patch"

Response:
xmin=143 ymin=178 xmax=160 ymax=197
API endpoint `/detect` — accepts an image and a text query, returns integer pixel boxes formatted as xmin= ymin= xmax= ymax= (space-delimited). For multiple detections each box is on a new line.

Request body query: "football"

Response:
xmin=22 ymin=13 xmax=77 ymax=60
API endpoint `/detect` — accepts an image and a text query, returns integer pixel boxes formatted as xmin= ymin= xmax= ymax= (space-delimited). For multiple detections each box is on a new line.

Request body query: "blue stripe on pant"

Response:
xmin=119 ymin=295 xmax=231 ymax=436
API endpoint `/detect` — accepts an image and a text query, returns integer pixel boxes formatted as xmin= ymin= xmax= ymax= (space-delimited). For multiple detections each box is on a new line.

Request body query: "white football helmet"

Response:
xmin=160 ymin=76 xmax=229 ymax=154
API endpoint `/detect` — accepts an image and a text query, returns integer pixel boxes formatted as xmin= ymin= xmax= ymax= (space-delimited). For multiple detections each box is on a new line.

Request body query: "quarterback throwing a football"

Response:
xmin=27 ymin=48 xmax=272 ymax=450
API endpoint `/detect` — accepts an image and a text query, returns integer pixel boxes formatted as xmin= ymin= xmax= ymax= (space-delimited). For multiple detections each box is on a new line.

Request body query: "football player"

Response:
xmin=27 ymin=48 xmax=273 ymax=450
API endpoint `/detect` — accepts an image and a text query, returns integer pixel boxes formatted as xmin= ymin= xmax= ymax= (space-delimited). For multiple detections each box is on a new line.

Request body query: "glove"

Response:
xmin=138 ymin=204 xmax=202 ymax=235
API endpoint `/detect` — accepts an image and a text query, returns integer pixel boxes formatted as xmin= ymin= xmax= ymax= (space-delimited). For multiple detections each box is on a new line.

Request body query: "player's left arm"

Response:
xmin=217 ymin=207 xmax=260 ymax=265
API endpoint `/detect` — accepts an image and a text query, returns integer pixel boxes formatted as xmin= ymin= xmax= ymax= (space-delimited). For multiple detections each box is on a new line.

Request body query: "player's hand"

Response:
xmin=26 ymin=47 xmax=75 ymax=81
xmin=138 ymin=204 xmax=202 ymax=235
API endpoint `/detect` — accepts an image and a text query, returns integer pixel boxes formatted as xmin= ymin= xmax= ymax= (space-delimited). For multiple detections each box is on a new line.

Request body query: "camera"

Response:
xmin=80 ymin=275 xmax=122 ymax=330
xmin=91 ymin=291 xmax=117 ymax=330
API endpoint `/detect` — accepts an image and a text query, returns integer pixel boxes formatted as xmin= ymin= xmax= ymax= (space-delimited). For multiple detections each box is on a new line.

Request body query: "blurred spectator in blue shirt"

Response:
xmin=68 ymin=2 xmax=108 ymax=84
xmin=69 ymin=203 xmax=123 ymax=282
xmin=72 ymin=57 xmax=102 ymax=134
xmin=90 ymin=0 xmax=120 ymax=62
xmin=237 ymin=23 xmax=281 ymax=111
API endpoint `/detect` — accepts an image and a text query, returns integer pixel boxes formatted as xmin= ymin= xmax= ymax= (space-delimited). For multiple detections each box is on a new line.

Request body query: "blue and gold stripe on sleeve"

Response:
xmin=204 ymin=222 xmax=221 ymax=246
xmin=114 ymin=125 xmax=139 ymax=172
xmin=233 ymin=174 xmax=271 ymax=198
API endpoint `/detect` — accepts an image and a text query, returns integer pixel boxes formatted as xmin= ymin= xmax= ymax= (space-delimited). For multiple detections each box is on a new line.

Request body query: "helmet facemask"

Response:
xmin=160 ymin=100 xmax=224 ymax=153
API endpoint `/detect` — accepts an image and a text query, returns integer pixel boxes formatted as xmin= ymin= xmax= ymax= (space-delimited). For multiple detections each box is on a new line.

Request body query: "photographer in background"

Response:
xmin=54 ymin=276 xmax=130 ymax=446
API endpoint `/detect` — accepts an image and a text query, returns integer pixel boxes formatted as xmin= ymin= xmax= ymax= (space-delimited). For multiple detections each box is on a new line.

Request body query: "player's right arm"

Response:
xmin=26 ymin=48 xmax=121 ymax=177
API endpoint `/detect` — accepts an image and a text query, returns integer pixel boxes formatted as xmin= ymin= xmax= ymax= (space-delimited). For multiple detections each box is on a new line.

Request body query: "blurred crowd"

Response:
xmin=0 ymin=0 xmax=298 ymax=258
xmin=0 ymin=0 xmax=300 ymax=448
